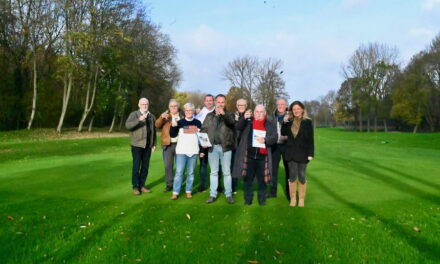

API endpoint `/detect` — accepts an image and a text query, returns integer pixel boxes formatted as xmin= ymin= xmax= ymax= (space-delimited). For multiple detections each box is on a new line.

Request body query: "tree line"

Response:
xmin=0 ymin=0 xmax=180 ymax=132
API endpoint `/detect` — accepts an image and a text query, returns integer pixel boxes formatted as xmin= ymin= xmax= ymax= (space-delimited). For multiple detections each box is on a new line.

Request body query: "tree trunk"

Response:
xmin=413 ymin=124 xmax=418 ymax=133
xmin=359 ymin=109 xmax=363 ymax=132
xmin=383 ymin=119 xmax=388 ymax=132
xmin=374 ymin=116 xmax=377 ymax=132
xmin=56 ymin=71 xmax=73 ymax=133
xmin=367 ymin=118 xmax=370 ymax=132
xmin=109 ymin=113 xmax=116 ymax=133
xmin=78 ymin=69 xmax=98 ymax=132
xmin=27 ymin=58 xmax=37 ymax=130
xmin=88 ymin=114 xmax=95 ymax=132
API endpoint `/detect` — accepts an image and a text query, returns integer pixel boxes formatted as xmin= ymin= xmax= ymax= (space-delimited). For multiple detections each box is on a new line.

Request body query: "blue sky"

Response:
xmin=144 ymin=0 xmax=440 ymax=101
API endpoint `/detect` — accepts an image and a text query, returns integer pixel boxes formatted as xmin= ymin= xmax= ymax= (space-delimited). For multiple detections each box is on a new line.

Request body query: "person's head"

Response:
xmin=138 ymin=98 xmax=149 ymax=113
xmin=236 ymin=98 xmax=247 ymax=113
xmin=289 ymin=101 xmax=306 ymax=119
xmin=215 ymin=94 xmax=226 ymax=110
xmin=204 ymin=94 xmax=214 ymax=109
xmin=276 ymin=98 xmax=288 ymax=114
xmin=168 ymin=99 xmax=179 ymax=115
xmin=254 ymin=104 xmax=267 ymax=121
xmin=183 ymin=102 xmax=195 ymax=119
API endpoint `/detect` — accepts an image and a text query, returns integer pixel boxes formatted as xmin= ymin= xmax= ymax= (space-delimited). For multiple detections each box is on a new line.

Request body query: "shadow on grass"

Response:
xmin=313 ymin=177 xmax=440 ymax=261
xmin=326 ymin=157 xmax=440 ymax=205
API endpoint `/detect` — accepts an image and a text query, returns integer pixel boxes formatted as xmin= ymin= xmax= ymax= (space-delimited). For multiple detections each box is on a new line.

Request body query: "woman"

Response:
xmin=155 ymin=99 xmax=183 ymax=192
xmin=281 ymin=101 xmax=314 ymax=207
xmin=169 ymin=103 xmax=202 ymax=200
xmin=232 ymin=104 xmax=277 ymax=206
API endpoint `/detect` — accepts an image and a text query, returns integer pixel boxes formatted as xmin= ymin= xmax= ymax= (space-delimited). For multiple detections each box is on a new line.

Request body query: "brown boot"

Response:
xmin=140 ymin=187 xmax=151 ymax=193
xmin=298 ymin=183 xmax=307 ymax=207
xmin=288 ymin=181 xmax=297 ymax=207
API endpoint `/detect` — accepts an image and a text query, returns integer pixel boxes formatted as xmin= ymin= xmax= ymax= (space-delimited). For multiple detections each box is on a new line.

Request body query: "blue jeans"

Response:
xmin=173 ymin=154 xmax=197 ymax=195
xmin=208 ymin=145 xmax=232 ymax=198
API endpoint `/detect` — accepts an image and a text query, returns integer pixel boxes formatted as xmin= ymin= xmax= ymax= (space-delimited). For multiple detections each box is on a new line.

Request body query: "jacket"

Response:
xmin=232 ymin=117 xmax=278 ymax=181
xmin=155 ymin=110 xmax=184 ymax=146
xmin=281 ymin=118 xmax=314 ymax=163
xmin=201 ymin=111 xmax=236 ymax=152
xmin=125 ymin=110 xmax=157 ymax=149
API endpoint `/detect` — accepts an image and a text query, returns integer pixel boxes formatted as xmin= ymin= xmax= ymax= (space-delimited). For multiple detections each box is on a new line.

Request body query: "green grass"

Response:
xmin=0 ymin=128 xmax=439 ymax=263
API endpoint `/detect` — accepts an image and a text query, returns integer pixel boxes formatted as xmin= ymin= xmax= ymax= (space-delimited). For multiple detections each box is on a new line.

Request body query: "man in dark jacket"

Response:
xmin=125 ymin=98 xmax=157 ymax=195
xmin=269 ymin=98 xmax=290 ymax=199
xmin=202 ymin=94 xmax=236 ymax=204
xmin=232 ymin=104 xmax=277 ymax=205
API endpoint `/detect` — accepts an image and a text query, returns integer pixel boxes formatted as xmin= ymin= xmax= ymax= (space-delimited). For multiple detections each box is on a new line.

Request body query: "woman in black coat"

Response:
xmin=281 ymin=101 xmax=314 ymax=207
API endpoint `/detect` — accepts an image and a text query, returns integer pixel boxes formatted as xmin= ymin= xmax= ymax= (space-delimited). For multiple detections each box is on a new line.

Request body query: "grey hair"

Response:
xmin=276 ymin=97 xmax=288 ymax=105
xmin=168 ymin=98 xmax=179 ymax=106
xmin=183 ymin=102 xmax=195 ymax=111
xmin=139 ymin=97 xmax=149 ymax=104
xmin=236 ymin=98 xmax=248 ymax=105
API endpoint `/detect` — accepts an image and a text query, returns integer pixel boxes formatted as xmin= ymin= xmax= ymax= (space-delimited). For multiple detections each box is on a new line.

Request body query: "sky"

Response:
xmin=144 ymin=0 xmax=440 ymax=101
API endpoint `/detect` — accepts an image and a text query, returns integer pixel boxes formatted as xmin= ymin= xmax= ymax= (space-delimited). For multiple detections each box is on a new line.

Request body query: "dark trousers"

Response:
xmin=131 ymin=146 xmax=152 ymax=189
xmin=162 ymin=143 xmax=177 ymax=188
xmin=199 ymin=153 xmax=209 ymax=190
xmin=244 ymin=158 xmax=266 ymax=205
xmin=271 ymin=143 xmax=290 ymax=198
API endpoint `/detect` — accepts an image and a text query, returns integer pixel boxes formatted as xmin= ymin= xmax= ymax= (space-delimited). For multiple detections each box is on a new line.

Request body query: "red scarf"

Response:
xmin=252 ymin=118 xmax=268 ymax=154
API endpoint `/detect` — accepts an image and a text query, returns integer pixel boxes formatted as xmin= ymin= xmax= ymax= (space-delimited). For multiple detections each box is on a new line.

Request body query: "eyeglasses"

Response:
xmin=237 ymin=104 xmax=247 ymax=107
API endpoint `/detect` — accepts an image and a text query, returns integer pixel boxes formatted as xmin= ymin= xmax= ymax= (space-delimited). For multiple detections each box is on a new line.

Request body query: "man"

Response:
xmin=155 ymin=99 xmax=183 ymax=192
xmin=194 ymin=94 xmax=215 ymax=192
xmin=202 ymin=94 xmax=236 ymax=204
xmin=231 ymin=98 xmax=248 ymax=194
xmin=233 ymin=104 xmax=277 ymax=205
xmin=268 ymin=98 xmax=290 ymax=199
xmin=125 ymin=98 xmax=157 ymax=195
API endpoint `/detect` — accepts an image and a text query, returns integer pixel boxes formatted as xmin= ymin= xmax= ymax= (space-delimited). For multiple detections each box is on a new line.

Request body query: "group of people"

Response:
xmin=125 ymin=94 xmax=314 ymax=207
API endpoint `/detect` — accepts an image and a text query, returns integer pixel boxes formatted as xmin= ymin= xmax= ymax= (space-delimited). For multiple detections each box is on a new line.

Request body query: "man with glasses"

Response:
xmin=125 ymin=98 xmax=157 ymax=195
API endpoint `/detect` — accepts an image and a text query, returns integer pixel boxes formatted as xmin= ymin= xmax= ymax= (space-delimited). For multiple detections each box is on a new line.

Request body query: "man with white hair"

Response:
xmin=125 ymin=97 xmax=157 ymax=195
xmin=232 ymin=104 xmax=277 ymax=205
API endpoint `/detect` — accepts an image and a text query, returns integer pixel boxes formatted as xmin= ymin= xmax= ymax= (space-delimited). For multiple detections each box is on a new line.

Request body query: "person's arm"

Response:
xmin=169 ymin=119 xmax=181 ymax=138
xmin=265 ymin=121 xmax=278 ymax=147
xmin=307 ymin=120 xmax=314 ymax=159
xmin=281 ymin=121 xmax=292 ymax=136
xmin=151 ymin=115 xmax=157 ymax=150
xmin=155 ymin=114 xmax=166 ymax=129
xmin=223 ymin=111 xmax=236 ymax=127
xmin=125 ymin=112 xmax=143 ymax=131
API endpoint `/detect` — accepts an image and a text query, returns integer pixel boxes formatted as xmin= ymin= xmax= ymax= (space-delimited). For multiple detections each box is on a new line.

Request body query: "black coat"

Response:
xmin=201 ymin=111 xmax=236 ymax=152
xmin=232 ymin=118 xmax=278 ymax=180
xmin=281 ymin=119 xmax=314 ymax=163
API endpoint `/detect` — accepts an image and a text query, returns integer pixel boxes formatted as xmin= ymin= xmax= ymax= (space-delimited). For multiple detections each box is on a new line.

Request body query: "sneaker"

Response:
xmin=226 ymin=196 xmax=235 ymax=204
xmin=186 ymin=193 xmax=193 ymax=199
xmin=164 ymin=186 xmax=172 ymax=192
xmin=132 ymin=189 xmax=141 ymax=195
xmin=206 ymin=197 xmax=216 ymax=204
xmin=171 ymin=194 xmax=178 ymax=200
xmin=140 ymin=187 xmax=151 ymax=193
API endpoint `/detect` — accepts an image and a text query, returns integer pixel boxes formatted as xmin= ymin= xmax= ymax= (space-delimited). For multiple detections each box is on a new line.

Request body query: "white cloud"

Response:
xmin=408 ymin=27 xmax=435 ymax=39
xmin=422 ymin=0 xmax=440 ymax=11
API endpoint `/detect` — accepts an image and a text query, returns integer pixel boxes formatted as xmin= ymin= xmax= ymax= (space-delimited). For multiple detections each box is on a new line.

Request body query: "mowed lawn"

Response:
xmin=0 ymin=128 xmax=439 ymax=264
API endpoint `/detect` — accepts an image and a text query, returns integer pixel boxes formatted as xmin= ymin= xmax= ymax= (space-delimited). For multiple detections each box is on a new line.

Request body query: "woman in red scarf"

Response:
xmin=232 ymin=105 xmax=277 ymax=205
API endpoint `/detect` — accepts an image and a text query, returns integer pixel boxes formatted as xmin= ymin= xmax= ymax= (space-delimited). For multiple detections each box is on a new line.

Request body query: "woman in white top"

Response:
xmin=169 ymin=103 xmax=202 ymax=199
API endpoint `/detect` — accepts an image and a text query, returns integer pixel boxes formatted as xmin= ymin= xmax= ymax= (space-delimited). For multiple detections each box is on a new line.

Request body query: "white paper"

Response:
xmin=252 ymin=129 xmax=266 ymax=148
xmin=197 ymin=132 xmax=212 ymax=147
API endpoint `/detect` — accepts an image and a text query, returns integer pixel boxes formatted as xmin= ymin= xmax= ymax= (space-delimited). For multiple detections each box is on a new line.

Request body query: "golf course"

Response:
xmin=1 ymin=128 xmax=439 ymax=263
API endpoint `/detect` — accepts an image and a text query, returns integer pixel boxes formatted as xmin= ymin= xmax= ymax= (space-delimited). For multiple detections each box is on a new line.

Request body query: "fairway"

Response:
xmin=1 ymin=128 xmax=439 ymax=263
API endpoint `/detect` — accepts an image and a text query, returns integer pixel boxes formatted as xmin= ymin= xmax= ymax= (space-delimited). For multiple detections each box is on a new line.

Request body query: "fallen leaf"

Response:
xmin=413 ymin=226 xmax=421 ymax=232
xmin=247 ymin=261 xmax=259 ymax=264
xmin=79 ymin=225 xmax=87 ymax=229
xmin=97 ymin=248 xmax=102 ymax=251
xmin=275 ymin=249 xmax=283 ymax=255
xmin=7 ymin=216 xmax=14 ymax=220
xmin=186 ymin=214 xmax=191 ymax=220
xmin=135 ymin=258 xmax=141 ymax=262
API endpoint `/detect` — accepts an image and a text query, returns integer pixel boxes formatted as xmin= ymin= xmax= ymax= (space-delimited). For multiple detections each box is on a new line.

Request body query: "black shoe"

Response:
xmin=227 ymin=196 xmax=235 ymax=204
xmin=266 ymin=193 xmax=276 ymax=198
xmin=197 ymin=187 xmax=206 ymax=193
xmin=206 ymin=197 xmax=216 ymax=204
xmin=163 ymin=186 xmax=172 ymax=192
xmin=244 ymin=200 xmax=252 ymax=205
xmin=259 ymin=201 xmax=266 ymax=206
